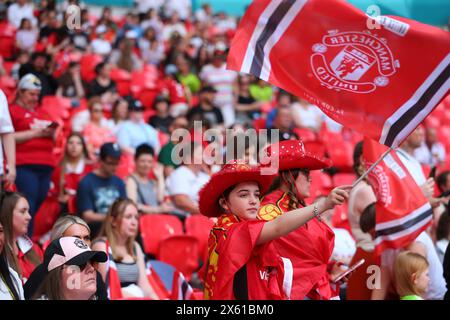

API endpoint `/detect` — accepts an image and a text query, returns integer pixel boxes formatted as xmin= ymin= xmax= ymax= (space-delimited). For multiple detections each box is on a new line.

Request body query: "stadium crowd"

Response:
xmin=0 ymin=0 xmax=449 ymax=300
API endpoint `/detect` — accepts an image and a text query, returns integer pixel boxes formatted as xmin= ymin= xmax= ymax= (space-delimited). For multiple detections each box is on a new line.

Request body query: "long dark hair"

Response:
xmin=265 ymin=169 xmax=307 ymax=210
xmin=0 ymin=221 xmax=20 ymax=300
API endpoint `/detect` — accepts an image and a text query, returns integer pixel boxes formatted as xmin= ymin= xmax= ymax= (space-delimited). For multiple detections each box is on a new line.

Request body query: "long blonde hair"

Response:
xmin=394 ymin=251 xmax=429 ymax=298
xmin=97 ymin=199 xmax=138 ymax=262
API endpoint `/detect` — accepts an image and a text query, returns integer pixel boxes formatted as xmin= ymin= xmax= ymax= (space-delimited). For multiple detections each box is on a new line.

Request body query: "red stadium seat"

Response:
xmin=138 ymin=89 xmax=160 ymax=109
xmin=115 ymin=153 xmax=135 ymax=180
xmin=332 ymin=173 xmax=356 ymax=187
xmin=40 ymin=96 xmax=72 ymax=121
xmin=293 ymin=128 xmax=317 ymax=142
xmin=140 ymin=214 xmax=184 ymax=256
xmin=0 ymin=34 xmax=16 ymax=59
xmin=253 ymin=118 xmax=266 ymax=132
xmin=185 ymin=215 xmax=215 ymax=260
xmin=110 ymin=68 xmax=132 ymax=97
xmin=130 ymin=70 xmax=158 ymax=97
xmin=326 ymin=140 xmax=354 ymax=172
xmin=157 ymin=235 xmax=200 ymax=280
xmin=80 ymin=53 xmax=103 ymax=82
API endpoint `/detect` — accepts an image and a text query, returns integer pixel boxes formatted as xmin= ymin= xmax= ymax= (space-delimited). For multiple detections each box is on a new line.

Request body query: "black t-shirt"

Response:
xmin=148 ymin=115 xmax=174 ymax=134
xmin=238 ymin=95 xmax=260 ymax=119
xmin=187 ymin=104 xmax=224 ymax=127
xmin=87 ymin=79 xmax=117 ymax=98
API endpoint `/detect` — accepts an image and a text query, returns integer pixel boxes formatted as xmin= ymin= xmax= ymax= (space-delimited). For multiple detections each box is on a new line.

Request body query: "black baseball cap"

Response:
xmin=99 ymin=142 xmax=121 ymax=160
xmin=126 ymin=97 xmax=144 ymax=112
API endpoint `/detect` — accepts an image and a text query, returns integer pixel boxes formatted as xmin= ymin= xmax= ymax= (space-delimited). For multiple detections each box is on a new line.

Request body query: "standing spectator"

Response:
xmin=87 ymin=62 xmax=119 ymax=107
xmin=176 ymin=57 xmax=201 ymax=95
xmin=148 ymin=96 xmax=174 ymax=135
xmin=7 ymin=0 xmax=37 ymax=29
xmin=200 ymin=46 xmax=238 ymax=127
xmin=165 ymin=142 xmax=210 ymax=219
xmin=116 ymin=99 xmax=160 ymax=156
xmin=92 ymin=199 xmax=159 ymax=299
xmin=126 ymin=144 xmax=173 ymax=214
xmin=0 ymin=89 xmax=15 ymax=191
xmin=0 ymin=220 xmax=24 ymax=300
xmin=19 ymin=52 xmax=58 ymax=97
xmin=11 ymin=51 xmax=30 ymax=82
xmin=267 ymin=105 xmax=297 ymax=142
xmin=160 ymin=64 xmax=189 ymax=117
xmin=90 ymin=25 xmax=112 ymax=57
xmin=158 ymin=116 xmax=189 ymax=177
xmin=10 ymin=75 xmax=56 ymax=234
xmin=186 ymin=86 xmax=224 ymax=128
xmin=106 ymin=98 xmax=129 ymax=135
xmin=76 ymin=143 xmax=126 ymax=239
xmin=394 ymin=251 xmax=430 ymax=300
xmin=414 ymin=127 xmax=446 ymax=167
xmin=163 ymin=0 xmax=191 ymax=21
xmin=56 ymin=61 xmax=85 ymax=100
xmin=82 ymin=97 xmax=116 ymax=159
xmin=162 ymin=12 xmax=187 ymax=40
xmin=195 ymin=3 xmax=214 ymax=24
xmin=249 ymin=79 xmax=273 ymax=103
xmin=15 ymin=18 xmax=38 ymax=53
xmin=32 ymin=237 xmax=107 ymax=300
xmin=0 ymin=192 xmax=43 ymax=283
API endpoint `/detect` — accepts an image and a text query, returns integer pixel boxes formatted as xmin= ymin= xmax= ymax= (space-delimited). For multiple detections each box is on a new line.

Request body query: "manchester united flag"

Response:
xmin=363 ymin=138 xmax=432 ymax=255
xmin=227 ymin=0 xmax=450 ymax=147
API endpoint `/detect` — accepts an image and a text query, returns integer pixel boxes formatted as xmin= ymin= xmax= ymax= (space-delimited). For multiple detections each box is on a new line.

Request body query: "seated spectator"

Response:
xmin=126 ymin=144 xmax=174 ymax=214
xmin=117 ymin=98 xmax=160 ymax=156
xmin=19 ymin=52 xmax=58 ymax=97
xmin=87 ymin=62 xmax=119 ymax=107
xmin=51 ymin=133 xmax=93 ymax=213
xmin=56 ymin=61 xmax=85 ymax=100
xmin=82 ymin=97 xmax=116 ymax=159
xmin=235 ymin=75 xmax=262 ymax=126
xmin=158 ymin=116 xmax=188 ymax=177
xmin=148 ymin=96 xmax=174 ymax=134
xmin=106 ymin=98 xmax=129 ymax=134
xmin=109 ymin=34 xmax=142 ymax=73
xmin=394 ymin=251 xmax=430 ymax=300
xmin=24 ymin=215 xmax=108 ymax=300
xmin=162 ymin=12 xmax=187 ymax=41
xmin=0 ymin=89 xmax=16 ymax=192
xmin=176 ymin=57 xmax=201 ymax=95
xmin=160 ymin=64 xmax=189 ymax=117
xmin=32 ymin=236 xmax=107 ymax=300
xmin=415 ymin=127 xmax=446 ymax=167
xmin=437 ymin=171 xmax=450 ymax=196
xmin=139 ymin=26 xmax=165 ymax=66
xmin=0 ymin=192 xmax=43 ymax=283
xmin=165 ymin=141 xmax=210 ymax=219
xmin=11 ymin=51 xmax=30 ymax=82
xmin=249 ymin=78 xmax=273 ymax=102
xmin=90 ymin=25 xmax=112 ymax=57
xmin=267 ymin=105 xmax=298 ymax=142
xmin=0 ymin=220 xmax=24 ymax=300
xmin=292 ymin=98 xmax=324 ymax=133
xmin=186 ymin=86 xmax=224 ymax=128
xmin=76 ymin=143 xmax=126 ymax=239
xmin=16 ymin=18 xmax=38 ymax=53
xmin=10 ymin=75 xmax=56 ymax=234
xmin=7 ymin=0 xmax=37 ymax=29
xmin=92 ymin=199 xmax=159 ymax=299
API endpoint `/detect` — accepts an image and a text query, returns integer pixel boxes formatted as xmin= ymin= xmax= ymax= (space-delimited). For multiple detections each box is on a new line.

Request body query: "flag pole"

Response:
xmin=352 ymin=147 xmax=394 ymax=187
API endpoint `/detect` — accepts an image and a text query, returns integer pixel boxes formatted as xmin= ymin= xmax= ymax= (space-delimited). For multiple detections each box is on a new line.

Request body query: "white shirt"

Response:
xmin=7 ymin=3 xmax=37 ymax=28
xmin=436 ymin=239 xmax=449 ymax=264
xmin=200 ymin=63 xmax=237 ymax=107
xmin=137 ymin=0 xmax=164 ymax=13
xmin=0 ymin=90 xmax=15 ymax=175
xmin=396 ymin=148 xmax=426 ymax=186
xmin=165 ymin=166 xmax=210 ymax=216
xmin=291 ymin=102 xmax=323 ymax=131
xmin=414 ymin=142 xmax=446 ymax=167
xmin=91 ymin=39 xmax=112 ymax=56
xmin=381 ymin=231 xmax=446 ymax=300
xmin=331 ymin=228 xmax=357 ymax=265
xmin=0 ymin=266 xmax=24 ymax=300
xmin=163 ymin=0 xmax=191 ymax=20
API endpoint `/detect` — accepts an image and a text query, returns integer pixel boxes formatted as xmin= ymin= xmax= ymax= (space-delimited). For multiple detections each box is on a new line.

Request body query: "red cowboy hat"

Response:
xmin=264 ymin=140 xmax=332 ymax=171
xmin=199 ymin=160 xmax=276 ymax=217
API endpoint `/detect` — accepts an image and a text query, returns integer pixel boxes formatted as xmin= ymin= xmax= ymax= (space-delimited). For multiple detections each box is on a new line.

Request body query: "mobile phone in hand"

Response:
xmin=332 ymin=259 xmax=365 ymax=283
xmin=47 ymin=121 xmax=59 ymax=129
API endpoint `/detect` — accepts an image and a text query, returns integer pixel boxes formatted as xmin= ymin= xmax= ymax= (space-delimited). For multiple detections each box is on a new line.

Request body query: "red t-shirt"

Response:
xmin=158 ymin=78 xmax=188 ymax=104
xmin=9 ymin=104 xmax=55 ymax=167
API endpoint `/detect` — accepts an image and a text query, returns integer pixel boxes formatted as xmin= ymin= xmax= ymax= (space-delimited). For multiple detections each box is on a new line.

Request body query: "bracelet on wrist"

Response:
xmin=313 ymin=202 xmax=323 ymax=222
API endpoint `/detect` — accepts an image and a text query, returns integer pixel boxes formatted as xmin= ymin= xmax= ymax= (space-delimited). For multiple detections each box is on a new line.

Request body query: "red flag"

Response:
xmin=227 ymin=0 xmax=450 ymax=147
xmin=363 ymin=138 xmax=432 ymax=256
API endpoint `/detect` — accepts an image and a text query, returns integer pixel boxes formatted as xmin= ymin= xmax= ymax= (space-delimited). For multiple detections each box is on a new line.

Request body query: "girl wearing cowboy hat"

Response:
xmin=258 ymin=140 xmax=352 ymax=300
xmin=199 ymin=159 xmax=350 ymax=300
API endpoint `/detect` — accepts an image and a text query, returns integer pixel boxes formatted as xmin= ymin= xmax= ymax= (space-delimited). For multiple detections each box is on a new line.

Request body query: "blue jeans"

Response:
xmin=15 ymin=164 xmax=53 ymax=236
